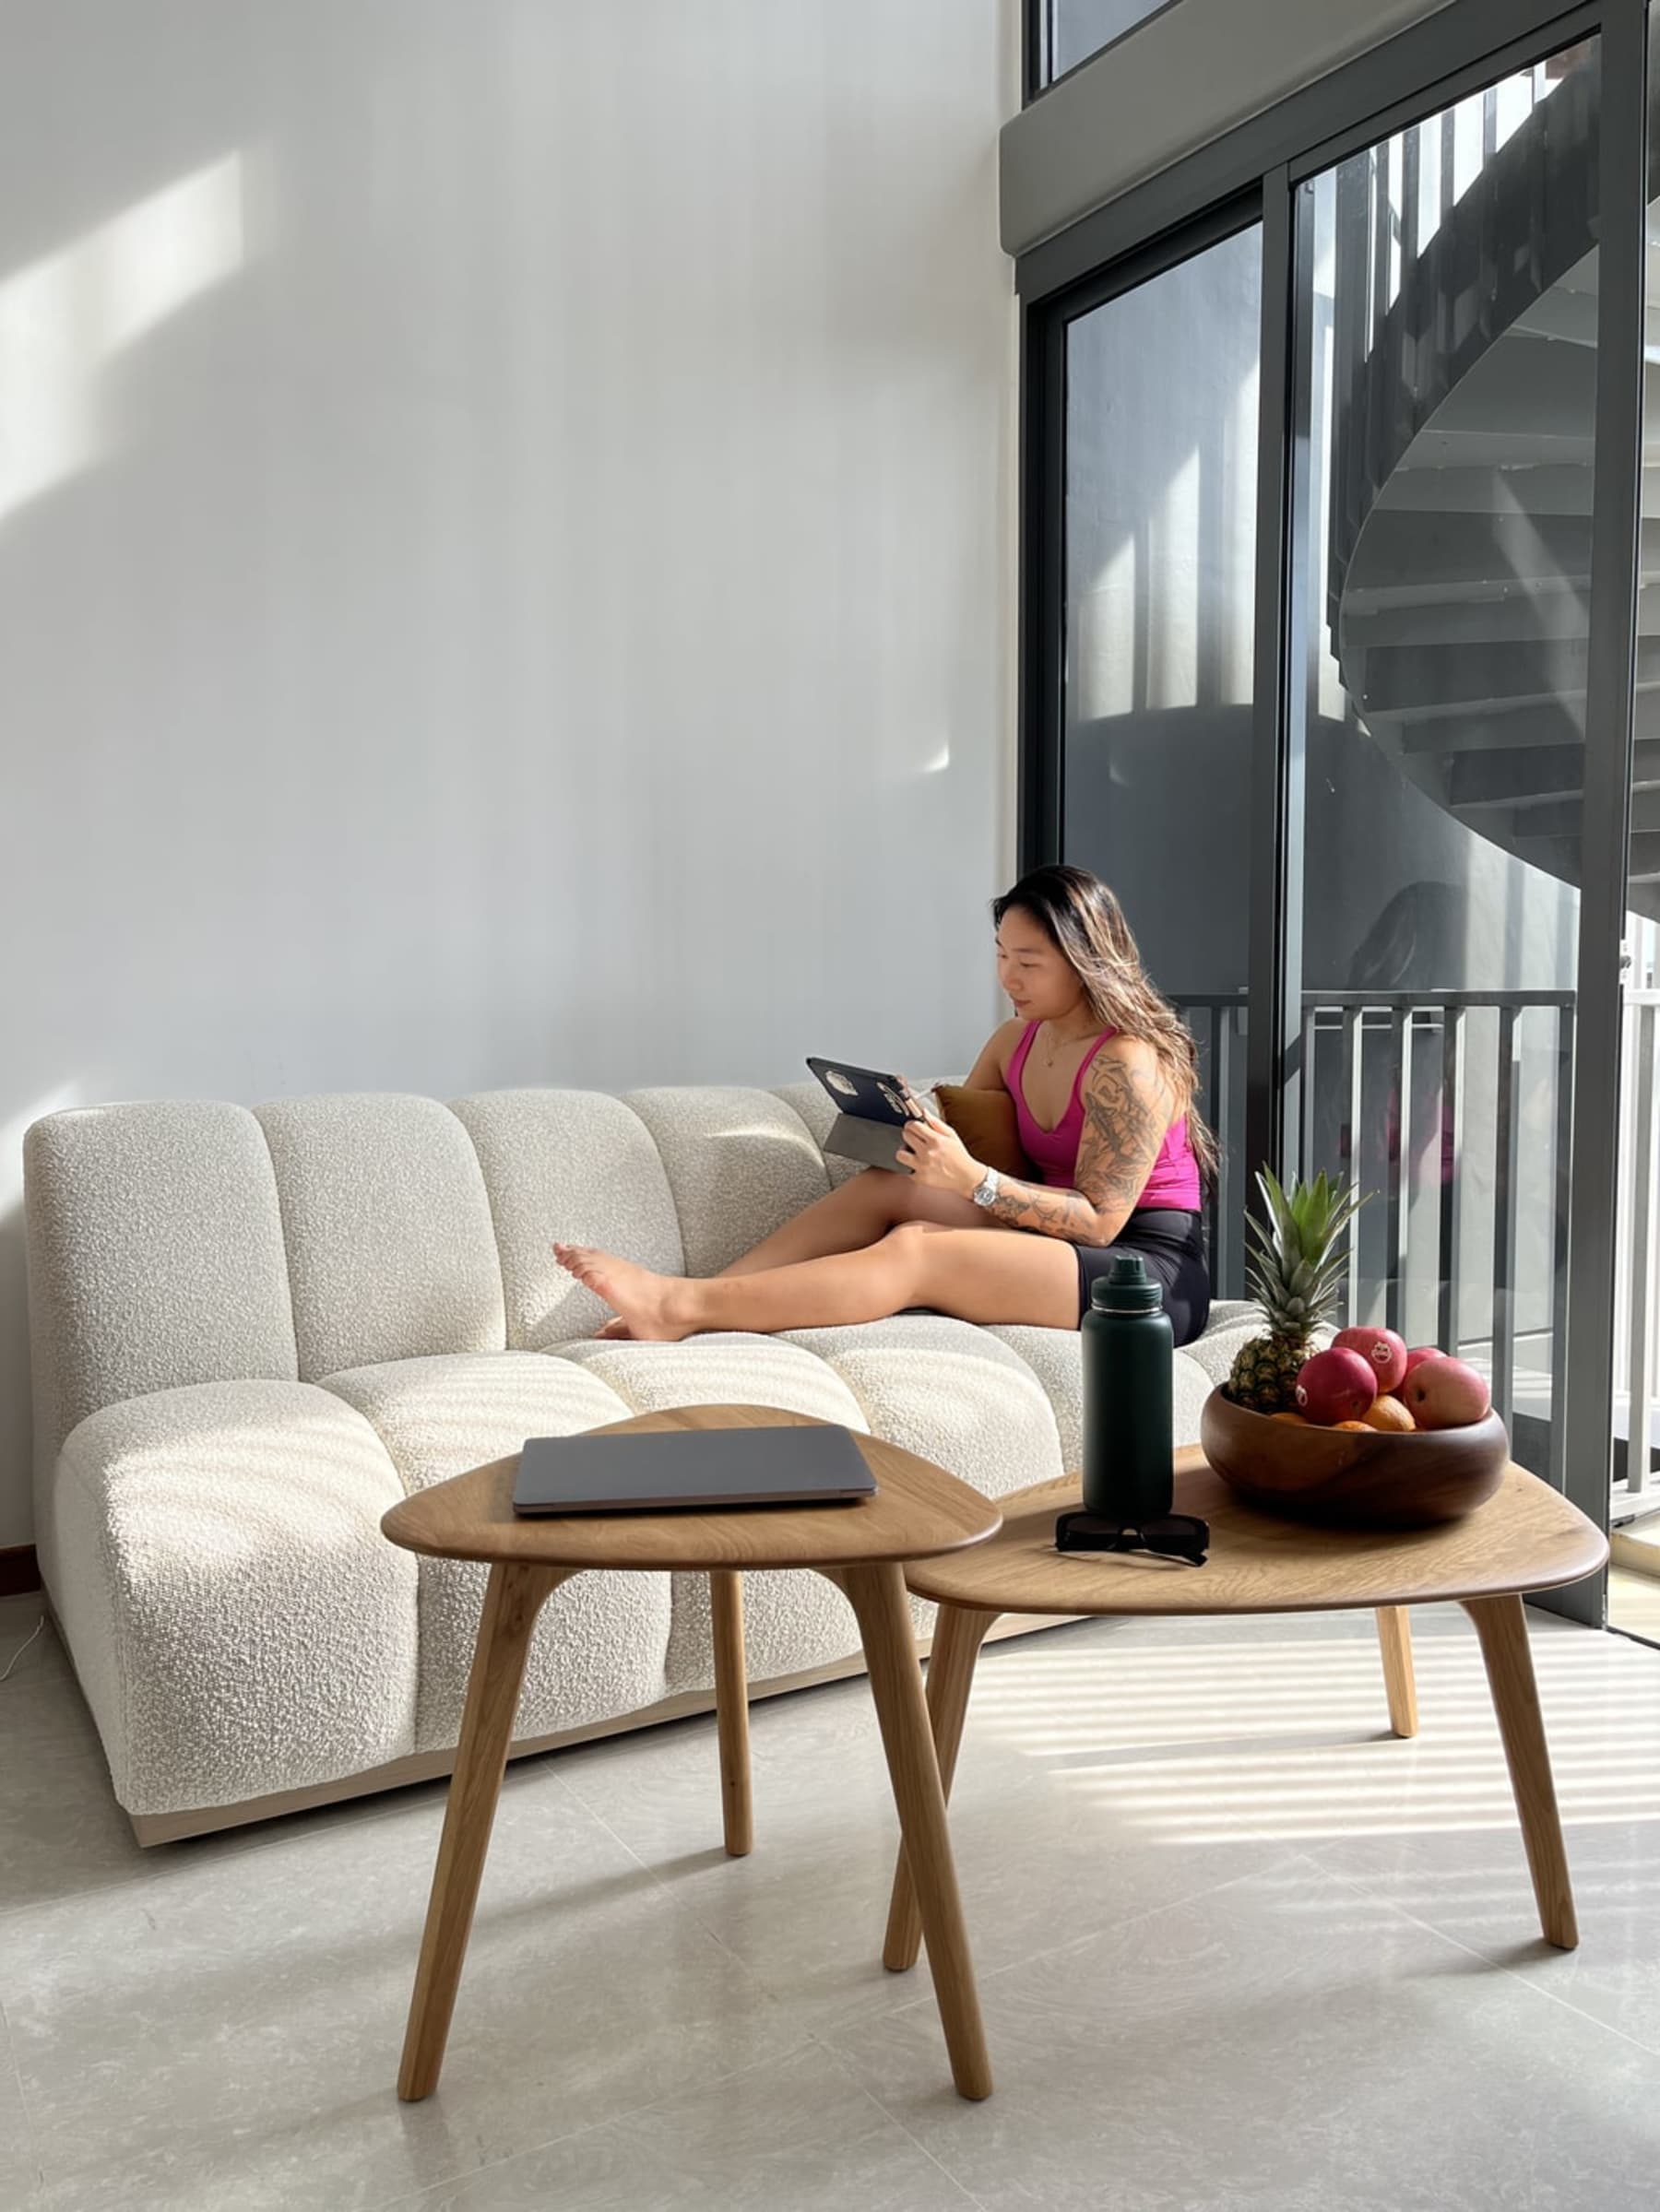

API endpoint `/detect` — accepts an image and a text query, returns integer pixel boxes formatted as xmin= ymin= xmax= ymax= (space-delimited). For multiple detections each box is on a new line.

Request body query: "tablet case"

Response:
xmin=824 ymin=1113 xmax=909 ymax=1171
xmin=805 ymin=1057 xmax=920 ymax=1174
xmin=513 ymin=1422 xmax=879 ymax=1515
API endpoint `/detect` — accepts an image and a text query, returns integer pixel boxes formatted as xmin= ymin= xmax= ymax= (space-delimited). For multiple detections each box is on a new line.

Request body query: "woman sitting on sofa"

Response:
xmin=556 ymin=864 xmax=1213 ymax=1344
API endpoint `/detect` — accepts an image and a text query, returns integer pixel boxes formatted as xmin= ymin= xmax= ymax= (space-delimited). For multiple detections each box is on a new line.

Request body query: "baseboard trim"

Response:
xmin=126 ymin=1609 xmax=1081 ymax=1847
xmin=0 ymin=1544 xmax=41 ymax=1598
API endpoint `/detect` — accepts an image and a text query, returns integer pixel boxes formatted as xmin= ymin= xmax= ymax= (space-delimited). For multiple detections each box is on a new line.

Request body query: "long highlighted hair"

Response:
xmin=992 ymin=865 xmax=1219 ymax=1190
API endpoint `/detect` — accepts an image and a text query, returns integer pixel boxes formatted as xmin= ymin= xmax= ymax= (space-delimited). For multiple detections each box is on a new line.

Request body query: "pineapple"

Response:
xmin=1225 ymin=1169 xmax=1367 ymax=1414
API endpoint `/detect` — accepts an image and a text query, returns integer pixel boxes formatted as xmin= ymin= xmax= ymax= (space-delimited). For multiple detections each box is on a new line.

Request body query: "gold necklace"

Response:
xmin=1039 ymin=1020 xmax=1097 ymax=1068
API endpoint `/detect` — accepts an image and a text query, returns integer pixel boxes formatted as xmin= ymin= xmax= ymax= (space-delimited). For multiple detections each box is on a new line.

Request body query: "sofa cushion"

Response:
xmin=768 ymin=1080 xmax=866 ymax=1189
xmin=547 ymin=1334 xmax=872 ymax=1690
xmin=781 ymin=1317 xmax=1066 ymax=1503
xmin=319 ymin=1351 xmax=675 ymax=1752
xmin=50 ymin=1380 xmax=417 ymax=1816
xmin=621 ymin=1087 xmax=832 ymax=1274
xmin=449 ymin=1089 xmax=686 ymax=1349
xmin=23 ymin=1105 xmax=299 ymax=1567
xmin=255 ymin=1095 xmax=505 ymax=1379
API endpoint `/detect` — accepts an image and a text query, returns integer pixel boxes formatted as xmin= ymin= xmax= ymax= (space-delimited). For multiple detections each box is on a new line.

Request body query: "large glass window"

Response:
xmin=1292 ymin=43 xmax=1599 ymax=1488
xmin=1061 ymin=222 xmax=1260 ymax=1286
xmin=1043 ymin=2 xmax=1172 ymax=87
xmin=1609 ymin=12 xmax=1660 ymax=1640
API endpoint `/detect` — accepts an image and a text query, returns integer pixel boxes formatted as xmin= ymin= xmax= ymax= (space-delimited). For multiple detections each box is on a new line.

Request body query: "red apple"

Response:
xmin=1334 ymin=1325 xmax=1408 ymax=1394
xmin=1403 ymin=1345 xmax=1443 ymax=1379
xmin=1402 ymin=1355 xmax=1491 ymax=1430
xmin=1295 ymin=1346 xmax=1379 ymax=1426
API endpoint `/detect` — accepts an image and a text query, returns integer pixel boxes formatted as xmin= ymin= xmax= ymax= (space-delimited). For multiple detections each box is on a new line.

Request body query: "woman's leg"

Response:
xmin=589 ymin=1171 xmax=993 ymax=1339
xmin=716 ymin=1169 xmax=986 ymax=1277
xmin=555 ymin=1222 xmax=1078 ymax=1343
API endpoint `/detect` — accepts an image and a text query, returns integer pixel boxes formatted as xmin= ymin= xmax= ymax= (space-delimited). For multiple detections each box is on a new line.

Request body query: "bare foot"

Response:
xmin=553 ymin=1244 xmax=695 ymax=1343
xmin=593 ymin=1316 xmax=633 ymax=1342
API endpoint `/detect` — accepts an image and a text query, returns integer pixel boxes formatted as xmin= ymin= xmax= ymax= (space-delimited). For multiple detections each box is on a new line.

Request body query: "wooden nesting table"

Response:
xmin=883 ymin=1449 xmax=1608 ymax=1972
xmin=380 ymin=1406 xmax=1002 ymax=2103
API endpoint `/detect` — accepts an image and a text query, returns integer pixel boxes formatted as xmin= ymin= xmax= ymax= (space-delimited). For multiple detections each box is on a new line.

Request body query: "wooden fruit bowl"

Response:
xmin=1199 ymin=1389 xmax=1510 ymax=1530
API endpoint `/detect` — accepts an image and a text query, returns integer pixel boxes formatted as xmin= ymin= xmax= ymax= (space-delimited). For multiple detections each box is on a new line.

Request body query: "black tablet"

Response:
xmin=805 ymin=1057 xmax=926 ymax=1127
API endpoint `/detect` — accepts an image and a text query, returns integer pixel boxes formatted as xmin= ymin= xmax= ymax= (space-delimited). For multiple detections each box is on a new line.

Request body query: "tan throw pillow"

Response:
xmin=933 ymin=1084 xmax=1035 ymax=1182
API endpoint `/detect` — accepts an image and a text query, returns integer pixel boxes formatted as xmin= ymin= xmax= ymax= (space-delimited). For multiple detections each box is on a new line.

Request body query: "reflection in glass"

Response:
xmin=1061 ymin=223 xmax=1260 ymax=1288
xmin=1048 ymin=2 xmax=1171 ymax=84
xmin=1296 ymin=44 xmax=1599 ymax=1489
xmin=1609 ymin=11 xmax=1660 ymax=1637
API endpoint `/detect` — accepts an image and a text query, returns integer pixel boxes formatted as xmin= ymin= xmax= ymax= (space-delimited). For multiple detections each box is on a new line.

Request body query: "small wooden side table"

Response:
xmin=883 ymin=1451 xmax=1608 ymax=1972
xmin=380 ymin=1404 xmax=1002 ymax=2103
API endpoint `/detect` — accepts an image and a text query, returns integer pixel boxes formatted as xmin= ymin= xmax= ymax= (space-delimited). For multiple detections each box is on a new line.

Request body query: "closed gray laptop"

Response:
xmin=513 ymin=1422 xmax=878 ymax=1516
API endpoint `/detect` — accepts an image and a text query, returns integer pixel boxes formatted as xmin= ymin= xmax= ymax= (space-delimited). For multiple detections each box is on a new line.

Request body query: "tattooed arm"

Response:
xmin=978 ymin=1038 xmax=1175 ymax=1244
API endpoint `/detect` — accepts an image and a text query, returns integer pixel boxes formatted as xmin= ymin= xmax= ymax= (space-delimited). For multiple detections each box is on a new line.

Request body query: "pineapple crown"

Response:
xmin=1244 ymin=1166 xmax=1367 ymax=1334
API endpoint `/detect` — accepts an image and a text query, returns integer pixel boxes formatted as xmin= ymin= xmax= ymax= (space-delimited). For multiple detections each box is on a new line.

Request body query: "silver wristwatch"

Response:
xmin=971 ymin=1167 xmax=1001 ymax=1210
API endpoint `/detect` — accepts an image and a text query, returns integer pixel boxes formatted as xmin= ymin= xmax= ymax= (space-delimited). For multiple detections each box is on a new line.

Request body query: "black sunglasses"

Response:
xmin=1054 ymin=1508 xmax=1210 ymax=1567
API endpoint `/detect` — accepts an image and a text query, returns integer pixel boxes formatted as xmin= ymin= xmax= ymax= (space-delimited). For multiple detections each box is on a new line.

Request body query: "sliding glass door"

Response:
xmin=1290 ymin=41 xmax=1599 ymax=1497
xmin=1055 ymin=219 xmax=1262 ymax=1291
xmin=1019 ymin=3 xmax=1657 ymax=1623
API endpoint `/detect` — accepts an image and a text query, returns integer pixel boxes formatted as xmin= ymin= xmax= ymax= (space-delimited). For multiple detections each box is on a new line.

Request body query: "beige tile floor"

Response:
xmin=1609 ymin=1562 xmax=1660 ymax=1645
xmin=4 ymin=1586 xmax=1660 ymax=2210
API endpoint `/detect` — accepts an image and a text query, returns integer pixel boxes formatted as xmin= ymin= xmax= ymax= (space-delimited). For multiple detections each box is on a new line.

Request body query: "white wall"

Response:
xmin=0 ymin=0 xmax=1018 ymax=1549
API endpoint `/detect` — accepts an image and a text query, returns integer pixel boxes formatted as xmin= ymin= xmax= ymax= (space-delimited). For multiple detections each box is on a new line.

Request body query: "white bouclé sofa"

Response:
xmin=23 ymin=1082 xmax=1256 ymax=1842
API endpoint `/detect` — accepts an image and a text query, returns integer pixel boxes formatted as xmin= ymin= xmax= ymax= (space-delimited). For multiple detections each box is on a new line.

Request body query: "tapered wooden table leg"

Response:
xmin=398 ymin=1561 xmax=566 ymax=2100
xmin=709 ymin=1570 xmax=753 ymax=1857
xmin=1463 ymin=1592 xmax=1578 ymax=1949
xmin=833 ymin=1564 xmax=991 ymax=2100
xmin=883 ymin=1603 xmax=998 ymax=1972
xmin=1375 ymin=1606 xmax=1418 ymax=1737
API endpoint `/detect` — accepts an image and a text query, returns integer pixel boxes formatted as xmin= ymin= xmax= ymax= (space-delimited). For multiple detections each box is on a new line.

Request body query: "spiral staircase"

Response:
xmin=1328 ymin=54 xmax=1660 ymax=918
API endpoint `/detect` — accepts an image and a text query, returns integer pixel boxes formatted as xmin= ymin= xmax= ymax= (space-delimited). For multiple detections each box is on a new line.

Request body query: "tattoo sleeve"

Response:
xmin=984 ymin=1052 xmax=1172 ymax=1245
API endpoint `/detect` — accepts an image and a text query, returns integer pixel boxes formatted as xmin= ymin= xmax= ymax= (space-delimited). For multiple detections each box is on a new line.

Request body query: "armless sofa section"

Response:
xmin=23 ymin=1085 xmax=1258 ymax=1841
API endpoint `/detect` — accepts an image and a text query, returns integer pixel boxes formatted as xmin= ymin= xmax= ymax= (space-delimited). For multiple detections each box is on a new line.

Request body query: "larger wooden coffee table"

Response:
xmin=380 ymin=1405 xmax=1002 ymax=2103
xmin=883 ymin=1449 xmax=1607 ymax=1972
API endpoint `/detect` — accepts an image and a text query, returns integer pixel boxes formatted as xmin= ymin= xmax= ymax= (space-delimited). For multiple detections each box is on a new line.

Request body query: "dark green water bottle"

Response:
xmin=1081 ymin=1253 xmax=1174 ymax=1519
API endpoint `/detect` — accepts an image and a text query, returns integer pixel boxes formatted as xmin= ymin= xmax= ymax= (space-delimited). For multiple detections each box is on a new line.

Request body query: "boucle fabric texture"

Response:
xmin=52 ymin=1380 xmax=417 ymax=1816
xmin=779 ymin=1317 xmax=1068 ymax=1502
xmin=23 ymin=1103 xmax=300 ymax=1577
xmin=768 ymin=1081 xmax=868 ymax=1189
xmin=622 ymin=1086 xmax=832 ymax=1275
xmin=255 ymin=1094 xmax=506 ymax=1380
xmin=25 ymin=1081 xmax=1239 ymax=1825
xmin=449 ymin=1089 xmax=685 ymax=1350
xmin=548 ymin=1333 xmax=875 ymax=1691
xmin=319 ymin=1351 xmax=672 ymax=1748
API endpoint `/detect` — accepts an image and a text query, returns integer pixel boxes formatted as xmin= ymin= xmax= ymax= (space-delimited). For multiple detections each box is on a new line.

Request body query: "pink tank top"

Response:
xmin=1007 ymin=1023 xmax=1202 ymax=1210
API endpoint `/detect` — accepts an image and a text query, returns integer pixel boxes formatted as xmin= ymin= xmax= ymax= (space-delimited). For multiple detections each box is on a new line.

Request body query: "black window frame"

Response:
xmin=1014 ymin=0 xmax=1648 ymax=1620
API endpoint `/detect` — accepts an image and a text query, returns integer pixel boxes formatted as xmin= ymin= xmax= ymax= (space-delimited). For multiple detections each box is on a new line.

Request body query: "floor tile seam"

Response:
xmin=841 ymin=1844 xmax=1327 ymax=2044
xmin=364 ymin=2029 xmax=855 ymax=2211
xmin=945 ymin=1841 xmax=1319 ymax=1989
xmin=539 ymin=1768 xmax=806 ymax=2022
xmin=0 ymin=1781 xmax=459 ymax=1934
xmin=0 ymin=1997 xmax=48 ymax=2186
xmin=838 ymin=2053 xmax=992 ymax=2211
xmin=1310 ymin=1857 xmax=1660 ymax=2061
xmin=362 ymin=2107 xmax=625 ymax=2212
xmin=786 ymin=2034 xmax=989 ymax=2198
xmin=0 ymin=1757 xmax=629 ymax=1937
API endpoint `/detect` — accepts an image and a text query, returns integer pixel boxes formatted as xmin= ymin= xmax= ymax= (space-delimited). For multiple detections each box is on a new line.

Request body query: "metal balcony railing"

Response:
xmin=1178 ymin=989 xmax=1619 ymax=1502
xmin=1617 ymin=988 xmax=1660 ymax=1515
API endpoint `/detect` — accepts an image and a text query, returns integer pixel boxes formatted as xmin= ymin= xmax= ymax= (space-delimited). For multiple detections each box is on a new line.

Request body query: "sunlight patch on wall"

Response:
xmin=1148 ymin=446 xmax=1200 ymax=709
xmin=0 ymin=154 xmax=247 ymax=526
xmin=1075 ymin=536 xmax=1135 ymax=722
